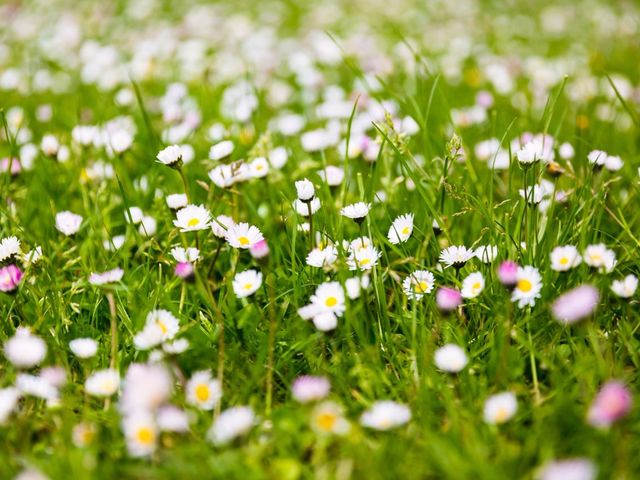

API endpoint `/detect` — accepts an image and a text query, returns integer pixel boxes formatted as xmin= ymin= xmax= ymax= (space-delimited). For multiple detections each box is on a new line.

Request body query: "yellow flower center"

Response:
xmin=589 ymin=254 xmax=601 ymax=262
xmin=316 ymin=412 xmax=338 ymax=432
xmin=187 ymin=218 xmax=200 ymax=227
xmin=195 ymin=384 xmax=210 ymax=402
xmin=517 ymin=279 xmax=532 ymax=292
xmin=414 ymin=281 xmax=429 ymax=293
xmin=136 ymin=427 xmax=155 ymax=445
xmin=239 ymin=236 xmax=250 ymax=246
xmin=359 ymin=258 xmax=371 ymax=265
xmin=157 ymin=320 xmax=167 ymax=334
xmin=401 ymin=226 xmax=410 ymax=235
xmin=243 ymin=282 xmax=253 ymax=290
xmin=494 ymin=407 xmax=509 ymax=423
xmin=325 ymin=296 xmax=337 ymax=307
xmin=559 ymin=257 xmax=569 ymax=265
xmin=472 ymin=282 xmax=482 ymax=291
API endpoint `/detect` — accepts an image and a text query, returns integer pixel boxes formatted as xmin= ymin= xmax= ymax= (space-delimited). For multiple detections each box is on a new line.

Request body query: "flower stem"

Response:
xmin=106 ymin=292 xmax=117 ymax=369
xmin=265 ymin=268 xmax=278 ymax=416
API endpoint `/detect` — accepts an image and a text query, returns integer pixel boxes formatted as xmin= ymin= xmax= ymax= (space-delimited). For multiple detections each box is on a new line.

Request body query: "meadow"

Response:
xmin=1 ymin=0 xmax=639 ymax=478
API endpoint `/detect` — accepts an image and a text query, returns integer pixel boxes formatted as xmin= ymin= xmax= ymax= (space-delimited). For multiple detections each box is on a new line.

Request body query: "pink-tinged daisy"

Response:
xmin=551 ymin=285 xmax=599 ymax=325
xmin=225 ymin=222 xmax=264 ymax=249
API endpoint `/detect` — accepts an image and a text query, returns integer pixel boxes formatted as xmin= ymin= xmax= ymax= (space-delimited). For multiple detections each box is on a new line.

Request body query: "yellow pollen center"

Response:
xmin=401 ymin=226 xmax=410 ymax=235
xmin=187 ymin=218 xmax=200 ymax=227
xmin=136 ymin=427 xmax=154 ymax=445
xmin=494 ymin=407 xmax=509 ymax=423
xmin=157 ymin=320 xmax=167 ymax=334
xmin=316 ymin=412 xmax=338 ymax=431
xmin=243 ymin=283 xmax=253 ymax=290
xmin=518 ymin=279 xmax=532 ymax=292
xmin=559 ymin=257 xmax=569 ymax=265
xmin=195 ymin=384 xmax=210 ymax=402
xmin=325 ymin=297 xmax=337 ymax=307
xmin=590 ymin=254 xmax=601 ymax=262
xmin=238 ymin=236 xmax=250 ymax=246
xmin=359 ymin=258 xmax=371 ymax=265
xmin=472 ymin=282 xmax=482 ymax=291
xmin=414 ymin=281 xmax=429 ymax=293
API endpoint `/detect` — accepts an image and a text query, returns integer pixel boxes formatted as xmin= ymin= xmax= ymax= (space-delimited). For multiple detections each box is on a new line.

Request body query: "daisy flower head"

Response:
xmin=474 ymin=245 xmax=498 ymax=263
xmin=211 ymin=214 xmax=235 ymax=238
xmin=293 ymin=197 xmax=321 ymax=216
xmin=360 ymin=401 xmax=411 ymax=430
xmin=461 ymin=271 xmax=485 ymax=299
xmin=0 ymin=236 xmax=21 ymax=263
xmin=306 ymin=246 xmax=338 ymax=268
xmin=536 ymin=458 xmax=596 ymax=480
xmin=85 ymin=369 xmax=120 ymax=397
xmin=550 ymin=245 xmax=582 ymax=271
xmin=318 ymin=166 xmax=344 ymax=186
xmin=434 ymin=344 xmax=469 ymax=373
xmin=208 ymin=406 xmax=255 ymax=445
xmin=69 ymin=338 xmax=98 ymax=359
xmin=403 ymin=270 xmax=435 ymax=300
xmin=250 ymin=239 xmax=270 ymax=260
xmin=134 ymin=309 xmax=180 ymax=350
xmin=4 ymin=327 xmax=46 ymax=368
xmin=55 ymin=211 xmax=83 ymax=236
xmin=347 ymin=245 xmax=381 ymax=271
xmin=387 ymin=213 xmax=414 ymax=244
xmin=0 ymin=264 xmax=22 ymax=292
xmin=551 ymin=285 xmax=599 ymax=325
xmin=311 ymin=401 xmax=350 ymax=435
xmin=157 ymin=405 xmax=190 ymax=433
xmin=436 ymin=287 xmax=462 ymax=312
xmin=249 ymin=157 xmax=269 ymax=178
xmin=292 ymin=375 xmax=330 ymax=403
xmin=175 ymin=262 xmax=194 ymax=280
xmin=583 ymin=244 xmax=616 ymax=273
xmin=497 ymin=260 xmax=519 ymax=288
xmin=123 ymin=412 xmax=157 ymax=457
xmin=209 ymin=140 xmax=234 ymax=161
xmin=511 ymin=266 xmax=542 ymax=308
xmin=519 ymin=185 xmax=545 ymax=205
xmin=232 ymin=269 xmax=263 ymax=298
xmin=173 ymin=204 xmax=211 ymax=232
xmin=611 ymin=274 xmax=638 ymax=298
xmin=587 ymin=149 xmax=607 ymax=169
xmin=225 ymin=222 xmax=264 ymax=249
xmin=72 ymin=422 xmax=97 ymax=448
xmin=170 ymin=246 xmax=199 ymax=263
xmin=340 ymin=202 xmax=371 ymax=223
xmin=439 ymin=245 xmax=474 ymax=269
xmin=88 ymin=268 xmax=124 ymax=286
xmin=309 ymin=281 xmax=346 ymax=317
xmin=0 ymin=387 xmax=20 ymax=424
xmin=345 ymin=275 xmax=369 ymax=300
xmin=156 ymin=144 xmax=182 ymax=168
xmin=186 ymin=370 xmax=222 ymax=411
xmin=483 ymin=391 xmax=517 ymax=424
xmin=516 ymin=141 xmax=542 ymax=166
xmin=587 ymin=381 xmax=632 ymax=428
xmin=295 ymin=178 xmax=315 ymax=201
xmin=166 ymin=193 xmax=188 ymax=210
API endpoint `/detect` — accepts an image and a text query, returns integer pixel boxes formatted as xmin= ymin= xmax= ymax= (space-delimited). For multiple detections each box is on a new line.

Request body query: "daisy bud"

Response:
xmin=175 ymin=262 xmax=194 ymax=281
xmin=249 ymin=239 xmax=270 ymax=260
xmin=497 ymin=260 xmax=519 ymax=288
xmin=551 ymin=285 xmax=599 ymax=325
xmin=0 ymin=157 xmax=21 ymax=176
xmin=156 ymin=145 xmax=183 ymax=169
xmin=295 ymin=178 xmax=315 ymax=201
xmin=0 ymin=264 xmax=22 ymax=292
xmin=436 ymin=287 xmax=462 ymax=312
xmin=587 ymin=381 xmax=632 ymax=428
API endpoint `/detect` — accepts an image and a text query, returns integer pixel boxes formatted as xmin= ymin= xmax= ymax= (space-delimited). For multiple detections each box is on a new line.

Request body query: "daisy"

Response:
xmin=4 ymin=327 xmax=46 ymax=368
xmin=309 ymin=282 xmax=346 ymax=316
xmin=387 ymin=213 xmax=414 ymax=244
xmin=85 ymin=369 xmax=120 ymax=397
xmin=511 ymin=266 xmax=543 ymax=308
xmin=211 ymin=215 xmax=235 ymax=238
xmin=551 ymin=285 xmax=599 ymax=325
xmin=611 ymin=274 xmax=638 ymax=298
xmin=340 ymin=202 xmax=371 ymax=223
xmin=55 ymin=211 xmax=83 ymax=236
xmin=461 ymin=271 xmax=485 ymax=299
xmin=295 ymin=178 xmax=315 ymax=201
xmin=306 ymin=246 xmax=338 ymax=268
xmin=402 ymin=270 xmax=435 ymax=300
xmin=436 ymin=287 xmax=462 ymax=311
xmin=72 ymin=422 xmax=97 ymax=447
xmin=209 ymin=140 xmax=234 ymax=161
xmin=166 ymin=193 xmax=188 ymax=210
xmin=173 ymin=204 xmax=211 ymax=232
xmin=225 ymin=222 xmax=264 ymax=249
xmin=536 ymin=458 xmax=596 ymax=480
xmin=0 ymin=387 xmax=20 ymax=424
xmin=186 ymin=370 xmax=222 ymax=410
xmin=88 ymin=268 xmax=124 ymax=286
xmin=156 ymin=144 xmax=183 ymax=168
xmin=292 ymin=375 xmax=330 ymax=403
xmin=311 ymin=402 xmax=350 ymax=435
xmin=345 ymin=275 xmax=369 ymax=300
xmin=516 ymin=141 xmax=541 ymax=165
xmin=138 ymin=216 xmax=157 ymax=236
xmin=208 ymin=406 xmax=255 ymax=445
xmin=162 ymin=338 xmax=190 ymax=355
xmin=347 ymin=245 xmax=381 ymax=271
xmin=483 ymin=391 xmax=517 ymax=424
xmin=0 ymin=236 xmax=21 ymax=262
xmin=434 ymin=344 xmax=468 ymax=373
xmin=0 ymin=264 xmax=22 ymax=292
xmin=318 ymin=166 xmax=344 ymax=186
xmin=360 ymin=401 xmax=411 ymax=430
xmin=439 ymin=245 xmax=474 ymax=269
xmin=123 ymin=412 xmax=157 ymax=457
xmin=587 ymin=381 xmax=632 ymax=428
xmin=311 ymin=312 xmax=338 ymax=331
xmin=119 ymin=363 xmax=172 ymax=414
xmin=474 ymin=245 xmax=498 ymax=263
xmin=232 ymin=269 xmax=263 ymax=298
xmin=587 ymin=149 xmax=607 ymax=168
xmin=157 ymin=405 xmax=190 ymax=433
xmin=583 ymin=244 xmax=616 ymax=273
xmin=134 ymin=309 xmax=180 ymax=350
xmin=293 ymin=198 xmax=321 ymax=216
xmin=249 ymin=157 xmax=269 ymax=178
xmin=519 ymin=185 xmax=546 ymax=205
xmin=16 ymin=373 xmax=58 ymax=402
xmin=69 ymin=338 xmax=98 ymax=359
xmin=550 ymin=246 xmax=582 ymax=271
xmin=170 ymin=246 xmax=200 ymax=263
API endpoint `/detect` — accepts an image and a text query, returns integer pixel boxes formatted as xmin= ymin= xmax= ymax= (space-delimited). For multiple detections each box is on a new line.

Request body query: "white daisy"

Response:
xmin=186 ymin=370 xmax=222 ymax=411
xmin=402 ymin=270 xmax=435 ymax=300
xmin=55 ymin=211 xmax=83 ymax=236
xmin=225 ymin=222 xmax=264 ymax=249
xmin=156 ymin=144 xmax=182 ymax=167
xmin=550 ymin=246 xmax=581 ymax=271
xmin=583 ymin=244 xmax=616 ymax=273
xmin=461 ymin=271 xmax=485 ymax=299
xmin=125 ymin=207 xmax=144 ymax=225
xmin=306 ymin=246 xmax=338 ymax=268
xmin=360 ymin=401 xmax=411 ymax=430
xmin=0 ymin=236 xmax=21 ymax=262
xmin=85 ymin=369 xmax=120 ymax=397
xmin=295 ymin=178 xmax=315 ymax=201
xmin=249 ymin=157 xmax=269 ymax=178
xmin=88 ymin=268 xmax=124 ymax=286
xmin=170 ymin=246 xmax=200 ymax=263
xmin=209 ymin=140 xmax=234 ymax=161
xmin=309 ymin=281 xmax=346 ymax=317
xmin=340 ymin=202 xmax=371 ymax=222
xmin=434 ymin=344 xmax=468 ymax=373
xmin=211 ymin=215 xmax=235 ymax=238
xmin=483 ymin=391 xmax=517 ymax=424
xmin=511 ymin=265 xmax=542 ymax=308
xmin=347 ymin=245 xmax=381 ymax=271
xmin=317 ymin=166 xmax=344 ymax=186
xmin=232 ymin=269 xmax=263 ymax=298
xmin=293 ymin=198 xmax=321 ymax=216
xmin=134 ymin=309 xmax=180 ymax=350
xmin=474 ymin=245 xmax=498 ymax=263
xmin=387 ymin=213 xmax=414 ymax=244
xmin=311 ymin=401 xmax=350 ymax=435
xmin=208 ymin=406 xmax=255 ymax=445
xmin=0 ymin=387 xmax=20 ymax=424
xmin=69 ymin=338 xmax=98 ymax=359
xmin=173 ymin=205 xmax=211 ymax=232
xmin=4 ymin=327 xmax=46 ymax=368
xmin=439 ymin=245 xmax=474 ymax=269
xmin=123 ymin=412 xmax=157 ymax=457
xmin=166 ymin=193 xmax=188 ymax=210
xmin=611 ymin=275 xmax=638 ymax=298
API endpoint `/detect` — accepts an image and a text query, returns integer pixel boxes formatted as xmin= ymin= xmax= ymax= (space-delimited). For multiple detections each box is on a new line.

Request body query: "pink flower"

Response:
xmin=250 ymin=239 xmax=270 ymax=260
xmin=175 ymin=262 xmax=194 ymax=281
xmin=0 ymin=264 xmax=22 ymax=292
xmin=436 ymin=287 xmax=462 ymax=312
xmin=292 ymin=375 xmax=330 ymax=403
xmin=497 ymin=260 xmax=518 ymax=288
xmin=551 ymin=285 xmax=599 ymax=325
xmin=587 ymin=381 xmax=632 ymax=427
xmin=0 ymin=157 xmax=21 ymax=175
